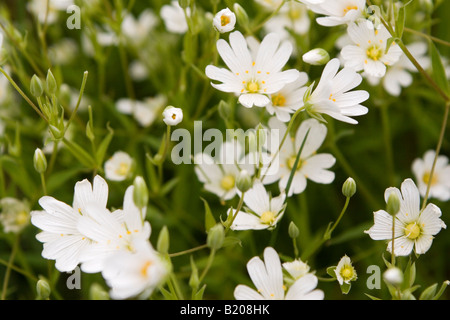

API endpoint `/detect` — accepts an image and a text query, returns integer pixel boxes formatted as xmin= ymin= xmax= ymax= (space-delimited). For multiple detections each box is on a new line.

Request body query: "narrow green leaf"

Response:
xmin=395 ymin=5 xmax=406 ymax=39
xmin=420 ymin=283 xmax=438 ymax=300
xmin=62 ymin=138 xmax=97 ymax=168
xmin=285 ymin=128 xmax=310 ymax=197
xmin=194 ymin=284 xmax=207 ymax=300
xmin=95 ymin=123 xmax=114 ymax=165
xmin=429 ymin=40 xmax=450 ymax=95
xmin=201 ymin=197 xmax=216 ymax=232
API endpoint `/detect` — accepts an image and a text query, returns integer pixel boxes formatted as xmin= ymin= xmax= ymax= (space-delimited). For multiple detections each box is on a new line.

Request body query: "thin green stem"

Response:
xmin=391 ymin=215 xmax=396 ymax=266
xmin=1 ymin=235 xmax=20 ymax=300
xmin=380 ymin=103 xmax=395 ymax=186
xmin=328 ymin=197 xmax=350 ymax=236
xmin=404 ymin=27 xmax=450 ymax=47
xmin=40 ymin=172 xmax=47 ymax=196
xmin=169 ymin=244 xmax=208 ymax=258
xmin=65 ymin=71 xmax=89 ymax=133
xmin=225 ymin=192 xmax=246 ymax=233
xmin=198 ymin=249 xmax=216 ymax=284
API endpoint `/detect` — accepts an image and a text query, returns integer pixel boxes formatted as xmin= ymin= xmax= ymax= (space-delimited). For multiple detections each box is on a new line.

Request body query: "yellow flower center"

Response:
xmin=287 ymin=156 xmax=303 ymax=171
xmin=115 ymin=162 xmax=130 ymax=176
xmin=343 ymin=5 xmax=358 ymax=15
xmin=15 ymin=211 xmax=29 ymax=226
xmin=220 ymin=15 xmax=231 ymax=26
xmin=246 ymin=81 xmax=260 ymax=93
xmin=260 ymin=211 xmax=276 ymax=225
xmin=422 ymin=171 xmax=438 ymax=186
xmin=340 ymin=265 xmax=356 ymax=281
xmin=271 ymin=93 xmax=287 ymax=107
xmin=404 ymin=223 xmax=421 ymax=240
xmin=366 ymin=45 xmax=383 ymax=61
xmin=140 ymin=260 xmax=152 ymax=278
xmin=288 ymin=8 xmax=302 ymax=20
xmin=221 ymin=175 xmax=235 ymax=191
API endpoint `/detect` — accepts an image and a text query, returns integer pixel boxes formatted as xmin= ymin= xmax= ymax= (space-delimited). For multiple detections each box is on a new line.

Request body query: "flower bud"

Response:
xmin=33 ymin=148 xmax=47 ymax=174
xmin=383 ymin=267 xmax=403 ymax=286
xmin=162 ymin=106 xmax=183 ymax=126
xmin=302 ymin=48 xmax=330 ymax=66
xmin=386 ymin=192 xmax=400 ymax=216
xmin=236 ymin=170 xmax=252 ymax=193
xmin=288 ymin=221 xmax=300 ymax=239
xmin=207 ymin=224 xmax=225 ymax=250
xmin=213 ymin=8 xmax=236 ymax=33
xmin=46 ymin=69 xmax=57 ymax=95
xmin=233 ymin=3 xmax=249 ymax=29
xmin=178 ymin=0 xmax=189 ymax=9
xmin=157 ymin=226 xmax=170 ymax=255
xmin=342 ymin=177 xmax=356 ymax=198
xmin=36 ymin=279 xmax=51 ymax=300
xmin=133 ymin=176 xmax=149 ymax=210
xmin=30 ymin=75 xmax=44 ymax=98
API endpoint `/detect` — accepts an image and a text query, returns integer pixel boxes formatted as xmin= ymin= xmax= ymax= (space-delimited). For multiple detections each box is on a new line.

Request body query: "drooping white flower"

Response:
xmin=228 ymin=180 xmax=286 ymax=230
xmin=101 ymin=239 xmax=169 ymax=300
xmin=213 ymin=8 xmax=236 ymax=33
xmin=30 ymin=175 xmax=109 ymax=272
xmin=117 ymin=96 xmax=166 ymax=127
xmin=234 ymin=247 xmax=324 ymax=300
xmin=334 ymin=255 xmax=357 ymax=285
xmin=412 ymin=150 xmax=450 ymax=202
xmin=194 ymin=141 xmax=243 ymax=201
xmin=160 ymin=1 xmax=190 ymax=34
xmin=27 ymin=0 xmax=74 ymax=24
xmin=305 ymin=58 xmax=369 ymax=124
xmin=341 ymin=21 xmax=403 ymax=78
xmin=283 ymin=259 xmax=312 ymax=280
xmin=122 ymin=9 xmax=158 ymax=46
xmin=205 ymin=31 xmax=300 ymax=109
xmin=77 ymin=185 xmax=151 ymax=273
xmin=268 ymin=117 xmax=336 ymax=196
xmin=305 ymin=0 xmax=366 ymax=27
xmin=0 ymin=198 xmax=30 ymax=234
xmin=365 ymin=178 xmax=447 ymax=256
xmin=162 ymin=106 xmax=183 ymax=126
xmin=104 ymin=151 xmax=134 ymax=182
xmin=265 ymin=72 xmax=309 ymax=122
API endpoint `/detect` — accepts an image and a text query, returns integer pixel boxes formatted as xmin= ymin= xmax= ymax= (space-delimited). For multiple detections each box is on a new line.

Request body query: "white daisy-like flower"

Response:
xmin=160 ymin=1 xmax=190 ymax=34
xmin=104 ymin=151 xmax=134 ymax=182
xmin=213 ymin=8 xmax=236 ymax=33
xmin=162 ymin=106 xmax=183 ymax=126
xmin=0 ymin=198 xmax=30 ymax=234
xmin=101 ymin=239 xmax=169 ymax=300
xmin=265 ymin=72 xmax=309 ymax=123
xmin=77 ymin=185 xmax=151 ymax=273
xmin=412 ymin=150 xmax=450 ymax=202
xmin=234 ymin=247 xmax=324 ymax=300
xmin=341 ymin=21 xmax=403 ymax=78
xmin=228 ymin=180 xmax=286 ymax=230
xmin=268 ymin=117 xmax=336 ymax=196
xmin=205 ymin=31 xmax=300 ymax=109
xmin=194 ymin=141 xmax=243 ymax=201
xmin=121 ymin=9 xmax=158 ymax=46
xmin=305 ymin=58 xmax=369 ymax=124
xmin=30 ymin=175 xmax=109 ymax=272
xmin=117 ymin=96 xmax=166 ymax=127
xmin=365 ymin=178 xmax=447 ymax=256
xmin=27 ymin=0 xmax=74 ymax=24
xmin=308 ymin=0 xmax=366 ymax=27
xmin=334 ymin=255 xmax=357 ymax=285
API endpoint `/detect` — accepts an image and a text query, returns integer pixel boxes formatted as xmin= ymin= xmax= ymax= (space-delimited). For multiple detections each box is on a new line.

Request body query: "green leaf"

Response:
xmin=223 ymin=236 xmax=242 ymax=248
xmin=201 ymin=197 xmax=216 ymax=232
xmin=193 ymin=284 xmax=207 ymax=300
xmin=364 ymin=293 xmax=382 ymax=300
xmin=285 ymin=128 xmax=310 ymax=197
xmin=419 ymin=283 xmax=438 ymax=300
xmin=340 ymin=282 xmax=351 ymax=295
xmin=160 ymin=177 xmax=180 ymax=196
xmin=95 ymin=123 xmax=114 ymax=166
xmin=429 ymin=40 xmax=450 ymax=95
xmin=395 ymin=5 xmax=406 ymax=39
xmin=62 ymin=138 xmax=97 ymax=168
xmin=326 ymin=266 xmax=337 ymax=279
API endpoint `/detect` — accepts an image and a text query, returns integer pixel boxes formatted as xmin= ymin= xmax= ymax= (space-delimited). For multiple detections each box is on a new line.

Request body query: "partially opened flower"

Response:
xmin=160 ymin=1 xmax=190 ymax=34
xmin=305 ymin=58 xmax=369 ymax=124
xmin=162 ymin=106 xmax=183 ymax=126
xmin=268 ymin=117 xmax=336 ymax=196
xmin=365 ymin=178 xmax=447 ymax=256
xmin=341 ymin=22 xmax=403 ymax=78
xmin=234 ymin=247 xmax=324 ymax=300
xmin=228 ymin=180 xmax=286 ymax=230
xmin=334 ymin=255 xmax=357 ymax=285
xmin=213 ymin=8 xmax=236 ymax=33
xmin=104 ymin=151 xmax=134 ymax=182
xmin=412 ymin=150 xmax=450 ymax=202
xmin=205 ymin=31 xmax=300 ymax=108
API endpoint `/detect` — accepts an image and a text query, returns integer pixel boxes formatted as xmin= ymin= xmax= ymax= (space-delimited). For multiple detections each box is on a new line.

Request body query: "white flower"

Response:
xmin=383 ymin=267 xmax=403 ymax=286
xmin=268 ymin=117 xmax=336 ymax=196
xmin=27 ymin=0 xmax=74 ymax=24
xmin=341 ymin=22 xmax=403 ymax=78
xmin=334 ymin=255 xmax=357 ymax=285
xmin=305 ymin=58 xmax=369 ymax=124
xmin=160 ymin=1 xmax=190 ymax=34
xmin=302 ymin=48 xmax=330 ymax=66
xmin=101 ymin=239 xmax=169 ymax=300
xmin=205 ymin=31 xmax=300 ymax=109
xmin=129 ymin=60 xmax=149 ymax=82
xmin=122 ymin=9 xmax=158 ymax=46
xmin=283 ymin=259 xmax=311 ymax=280
xmin=213 ymin=8 xmax=236 ymax=33
xmin=162 ymin=106 xmax=183 ymax=126
xmin=234 ymin=247 xmax=324 ymax=300
xmin=0 ymin=198 xmax=30 ymax=234
xmin=228 ymin=180 xmax=286 ymax=230
xmin=194 ymin=142 xmax=243 ymax=201
xmin=117 ymin=96 xmax=166 ymax=127
xmin=255 ymin=0 xmax=284 ymax=10
xmin=365 ymin=178 xmax=447 ymax=256
xmin=77 ymin=185 xmax=151 ymax=273
xmin=265 ymin=72 xmax=309 ymax=122
xmin=310 ymin=0 xmax=366 ymax=27
xmin=412 ymin=150 xmax=450 ymax=202
xmin=30 ymin=175 xmax=109 ymax=272
xmin=104 ymin=151 xmax=134 ymax=182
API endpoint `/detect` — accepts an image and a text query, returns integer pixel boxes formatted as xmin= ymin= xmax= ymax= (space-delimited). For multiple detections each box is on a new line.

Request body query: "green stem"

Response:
xmin=1 ymin=235 xmax=20 ymax=300
xmin=198 ymin=249 xmax=216 ymax=284
xmin=169 ymin=244 xmax=208 ymax=258
xmin=404 ymin=27 xmax=450 ymax=47
xmin=40 ymin=172 xmax=47 ymax=196
xmin=380 ymin=103 xmax=395 ymax=186
xmin=65 ymin=71 xmax=89 ymax=134
xmin=225 ymin=192 xmax=246 ymax=233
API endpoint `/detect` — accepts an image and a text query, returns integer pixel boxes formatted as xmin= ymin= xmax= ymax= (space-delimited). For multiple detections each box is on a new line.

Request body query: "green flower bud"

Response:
xmin=302 ymin=48 xmax=330 ymax=66
xmin=342 ymin=177 xmax=356 ymax=198
xmin=178 ymin=0 xmax=190 ymax=9
xmin=89 ymin=283 xmax=109 ymax=300
xmin=30 ymin=75 xmax=44 ymax=98
xmin=33 ymin=148 xmax=47 ymax=174
xmin=386 ymin=192 xmax=400 ymax=216
xmin=133 ymin=176 xmax=149 ymax=210
xmin=157 ymin=226 xmax=170 ymax=255
xmin=207 ymin=224 xmax=225 ymax=250
xmin=288 ymin=221 xmax=300 ymax=239
xmin=46 ymin=69 xmax=57 ymax=95
xmin=233 ymin=3 xmax=249 ymax=29
xmin=36 ymin=279 xmax=51 ymax=300
xmin=236 ymin=170 xmax=252 ymax=193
